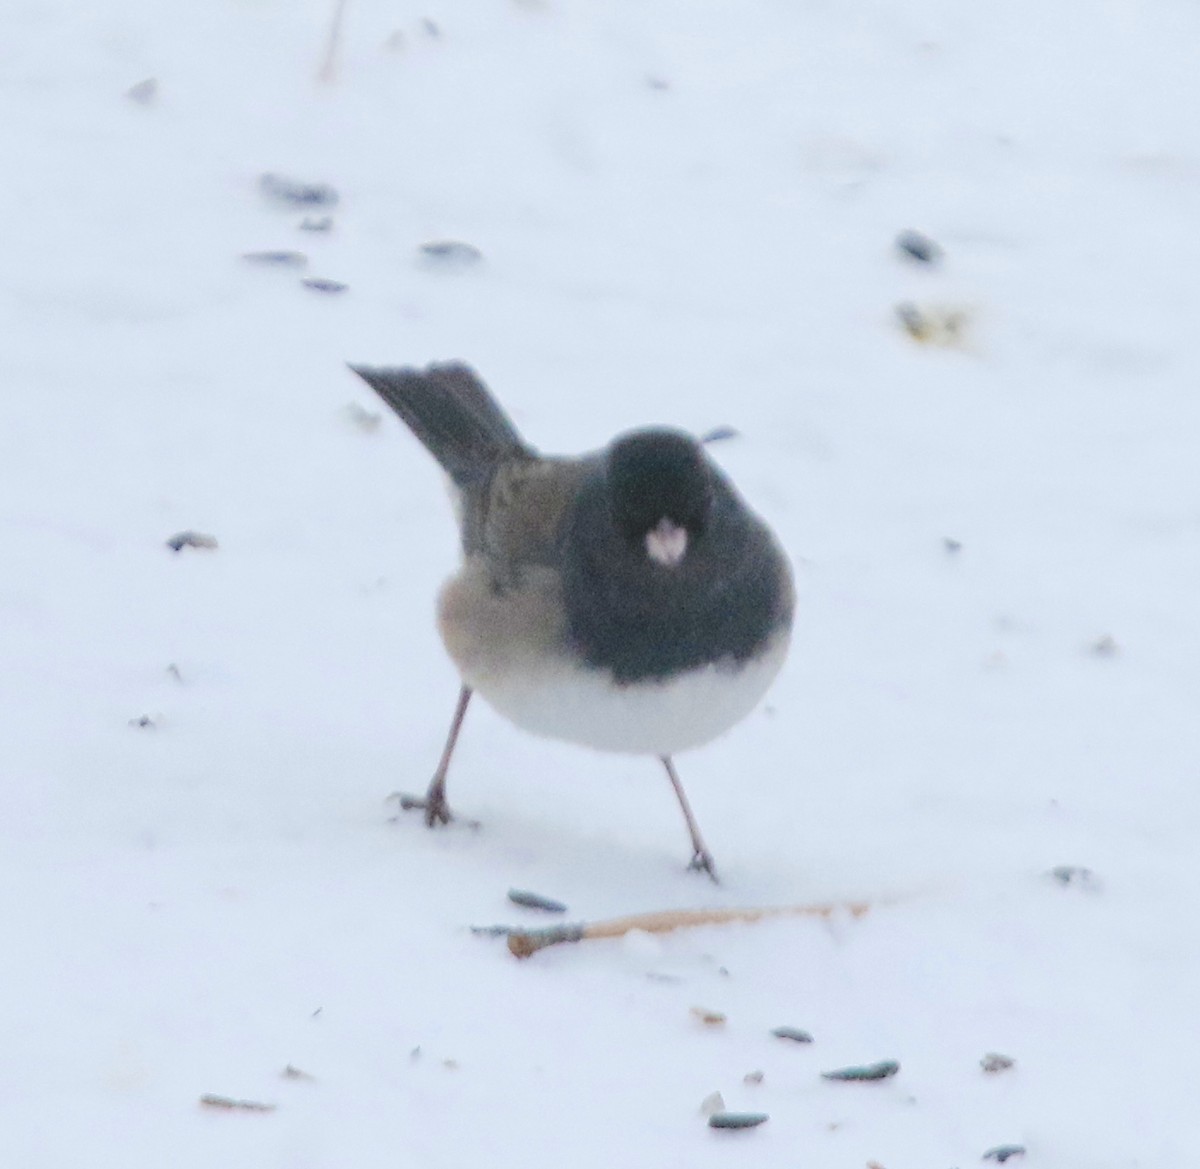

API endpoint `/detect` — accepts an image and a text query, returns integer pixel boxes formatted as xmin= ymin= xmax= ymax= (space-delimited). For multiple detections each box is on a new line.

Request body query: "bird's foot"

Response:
xmin=388 ymin=790 xmax=479 ymax=830
xmin=687 ymin=849 xmax=720 ymax=884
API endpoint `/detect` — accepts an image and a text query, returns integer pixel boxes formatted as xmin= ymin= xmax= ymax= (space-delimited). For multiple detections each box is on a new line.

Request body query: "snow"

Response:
xmin=4 ymin=0 xmax=1200 ymax=1164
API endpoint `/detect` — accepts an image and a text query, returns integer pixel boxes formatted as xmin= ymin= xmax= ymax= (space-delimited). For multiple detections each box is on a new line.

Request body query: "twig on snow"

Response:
xmin=486 ymin=899 xmax=872 ymax=960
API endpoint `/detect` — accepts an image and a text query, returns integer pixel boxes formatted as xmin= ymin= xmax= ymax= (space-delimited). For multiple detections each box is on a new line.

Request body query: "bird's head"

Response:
xmin=605 ymin=429 xmax=714 ymax=568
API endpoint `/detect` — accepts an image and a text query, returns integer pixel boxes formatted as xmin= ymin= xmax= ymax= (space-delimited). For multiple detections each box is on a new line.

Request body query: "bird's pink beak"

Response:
xmin=645 ymin=517 xmax=687 ymax=567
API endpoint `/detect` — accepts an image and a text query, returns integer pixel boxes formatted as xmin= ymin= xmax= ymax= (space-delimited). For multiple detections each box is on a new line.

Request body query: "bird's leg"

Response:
xmin=394 ymin=685 xmax=474 ymax=827
xmin=660 ymin=755 xmax=719 ymax=883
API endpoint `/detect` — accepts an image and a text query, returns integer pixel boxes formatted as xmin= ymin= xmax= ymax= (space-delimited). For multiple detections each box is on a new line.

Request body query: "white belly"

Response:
xmin=469 ymin=630 xmax=788 ymax=757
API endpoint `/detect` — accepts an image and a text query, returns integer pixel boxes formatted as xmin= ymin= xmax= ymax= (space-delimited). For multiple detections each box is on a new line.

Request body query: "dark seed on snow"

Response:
xmin=418 ymin=240 xmax=483 ymax=268
xmin=299 ymin=216 xmax=334 ymax=232
xmin=1048 ymin=864 xmax=1100 ymax=890
xmin=944 ymin=537 xmax=963 ymax=553
xmin=260 ymin=173 xmax=339 ymax=208
xmin=771 ymin=1026 xmax=814 ymax=1044
xmin=507 ymin=889 xmax=568 ymax=914
xmin=126 ymin=78 xmax=158 ymax=104
xmin=701 ymin=425 xmax=739 ymax=444
xmin=821 ymin=1059 xmax=899 ymax=1082
xmin=980 ymin=1052 xmax=1015 ymax=1074
xmin=302 ymin=278 xmax=348 ymax=294
xmin=983 ymin=1144 xmax=1026 ymax=1163
xmin=199 ymin=1094 xmax=276 ymax=1112
xmin=243 ymin=250 xmax=308 ymax=268
xmin=709 ymin=1112 xmax=769 ymax=1130
xmin=166 ymin=530 xmax=218 ymax=552
xmin=896 ymin=229 xmax=942 ymax=264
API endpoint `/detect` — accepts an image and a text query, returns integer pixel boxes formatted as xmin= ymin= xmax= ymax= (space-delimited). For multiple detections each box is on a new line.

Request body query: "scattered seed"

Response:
xmin=418 ymin=240 xmax=483 ymax=268
xmin=701 ymin=425 xmax=739 ymax=444
xmin=691 ymin=1006 xmax=726 ymax=1026
xmin=243 ymin=250 xmax=308 ymax=268
xmin=344 ymin=402 xmax=382 ymax=432
xmin=983 ymin=1145 xmax=1026 ymax=1163
xmin=260 ymin=173 xmax=339 ymax=208
xmin=299 ymin=215 xmax=334 ymax=232
xmin=896 ymin=301 xmax=968 ymax=346
xmin=302 ymin=278 xmax=348 ymax=294
xmin=646 ymin=76 xmax=671 ymax=91
xmin=442 ymin=1059 xmax=458 ymax=1070
xmin=507 ymin=889 xmax=568 ymax=914
xmin=896 ymin=302 xmax=926 ymax=337
xmin=771 ymin=1025 xmax=814 ymax=1044
xmin=944 ymin=537 xmax=963 ymax=553
xmin=126 ymin=78 xmax=158 ymax=105
xmin=743 ymin=1070 xmax=764 ymax=1085
xmin=166 ymin=530 xmax=218 ymax=552
xmin=1090 ymin=634 xmax=1119 ymax=657
xmin=421 ymin=17 xmax=441 ymax=37
xmin=199 ymin=1094 xmax=276 ymax=1113
xmin=822 ymin=1060 xmax=899 ymax=1082
xmin=128 ymin=715 xmax=156 ymax=729
xmin=896 ymin=229 xmax=942 ymax=265
xmin=699 ymin=1091 xmax=725 ymax=1116
xmin=166 ymin=663 xmax=183 ymax=683
xmin=981 ymin=1052 xmax=1015 ymax=1074
xmin=281 ymin=1065 xmax=315 ymax=1081
xmin=709 ymin=1112 xmax=769 ymax=1130
xmin=1048 ymin=865 xmax=1100 ymax=891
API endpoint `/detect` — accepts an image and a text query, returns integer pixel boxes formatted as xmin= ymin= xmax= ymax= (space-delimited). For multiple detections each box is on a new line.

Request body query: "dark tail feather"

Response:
xmin=349 ymin=362 xmax=532 ymax=485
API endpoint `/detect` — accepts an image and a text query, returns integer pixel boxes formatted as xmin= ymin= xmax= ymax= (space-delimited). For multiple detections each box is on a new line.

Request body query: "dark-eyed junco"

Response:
xmin=350 ymin=362 xmax=793 ymax=880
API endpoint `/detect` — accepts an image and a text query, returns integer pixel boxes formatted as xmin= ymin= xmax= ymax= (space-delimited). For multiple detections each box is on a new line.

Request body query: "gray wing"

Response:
xmin=464 ymin=455 xmax=597 ymax=588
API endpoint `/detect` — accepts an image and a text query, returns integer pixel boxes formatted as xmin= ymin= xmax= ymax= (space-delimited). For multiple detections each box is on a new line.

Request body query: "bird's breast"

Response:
xmin=437 ymin=559 xmax=789 ymax=755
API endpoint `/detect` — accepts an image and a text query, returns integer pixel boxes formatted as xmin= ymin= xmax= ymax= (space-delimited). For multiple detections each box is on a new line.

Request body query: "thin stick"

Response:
xmin=317 ymin=0 xmax=350 ymax=83
xmin=504 ymin=899 xmax=871 ymax=959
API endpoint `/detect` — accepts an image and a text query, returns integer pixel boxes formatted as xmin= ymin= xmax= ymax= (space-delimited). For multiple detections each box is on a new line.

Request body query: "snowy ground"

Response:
xmin=4 ymin=1 xmax=1200 ymax=1165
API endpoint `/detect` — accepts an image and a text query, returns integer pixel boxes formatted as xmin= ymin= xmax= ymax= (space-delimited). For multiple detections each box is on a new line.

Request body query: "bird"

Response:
xmin=349 ymin=361 xmax=793 ymax=880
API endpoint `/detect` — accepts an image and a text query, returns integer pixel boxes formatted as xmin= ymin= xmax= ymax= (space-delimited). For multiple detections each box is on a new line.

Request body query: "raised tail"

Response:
xmin=349 ymin=362 xmax=533 ymax=486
